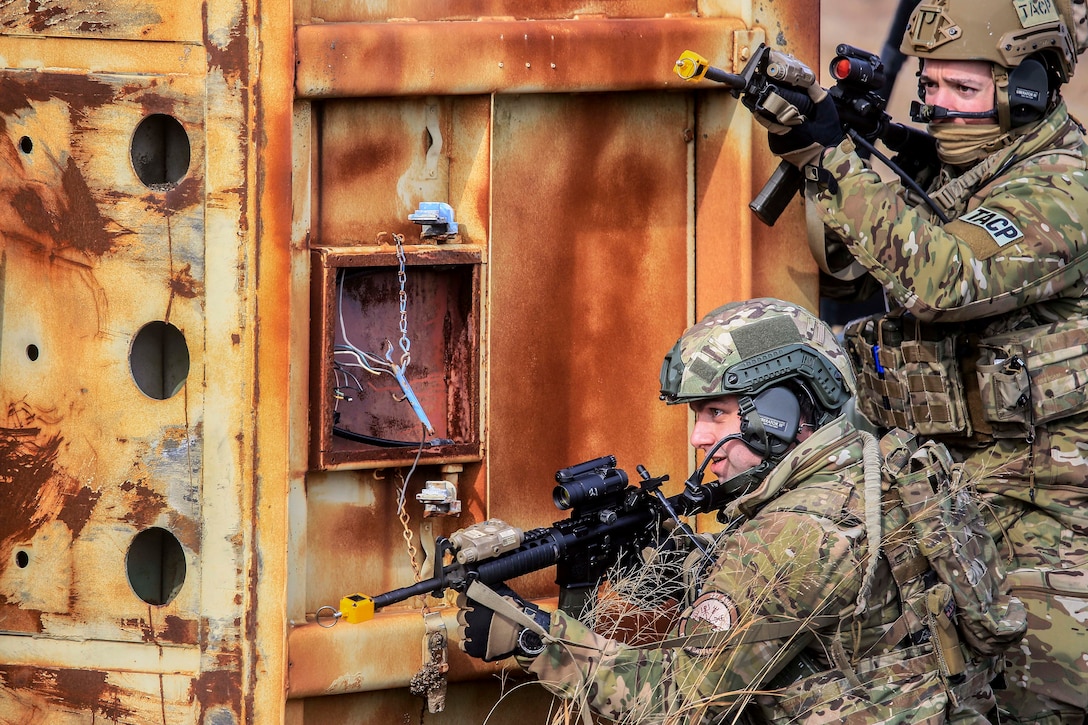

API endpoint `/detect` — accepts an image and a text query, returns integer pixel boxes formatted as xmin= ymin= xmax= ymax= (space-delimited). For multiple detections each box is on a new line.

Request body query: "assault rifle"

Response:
xmin=338 ymin=455 xmax=734 ymax=622
xmin=674 ymin=43 xmax=942 ymax=225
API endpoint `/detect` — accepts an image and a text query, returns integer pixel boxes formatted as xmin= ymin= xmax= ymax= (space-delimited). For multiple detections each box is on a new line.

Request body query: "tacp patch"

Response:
xmin=959 ymin=205 xmax=1025 ymax=246
xmin=679 ymin=592 xmax=739 ymax=656
xmin=1015 ymin=0 xmax=1060 ymax=28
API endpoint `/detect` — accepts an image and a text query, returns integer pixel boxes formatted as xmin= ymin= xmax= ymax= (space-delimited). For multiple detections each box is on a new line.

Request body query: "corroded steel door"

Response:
xmin=0 ymin=1 xmax=818 ymax=723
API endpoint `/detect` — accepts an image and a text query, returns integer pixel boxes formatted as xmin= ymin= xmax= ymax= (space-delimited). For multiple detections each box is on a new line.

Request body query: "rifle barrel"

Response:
xmin=370 ymin=575 xmax=447 ymax=609
xmin=706 ymin=67 xmax=745 ymax=88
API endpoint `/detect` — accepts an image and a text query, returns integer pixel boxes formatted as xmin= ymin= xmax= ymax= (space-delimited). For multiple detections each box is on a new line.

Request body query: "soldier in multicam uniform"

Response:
xmin=453 ymin=298 xmax=1009 ymax=724
xmin=761 ymin=1 xmax=1088 ymax=723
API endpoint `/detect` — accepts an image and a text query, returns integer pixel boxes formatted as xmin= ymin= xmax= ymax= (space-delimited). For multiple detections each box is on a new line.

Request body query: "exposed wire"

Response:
xmin=333 ymin=265 xmax=436 ymax=437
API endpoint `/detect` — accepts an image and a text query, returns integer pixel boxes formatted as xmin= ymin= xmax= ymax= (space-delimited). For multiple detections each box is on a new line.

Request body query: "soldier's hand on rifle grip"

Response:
xmin=767 ymin=91 xmax=844 ymax=170
xmin=455 ymin=583 xmax=551 ymax=662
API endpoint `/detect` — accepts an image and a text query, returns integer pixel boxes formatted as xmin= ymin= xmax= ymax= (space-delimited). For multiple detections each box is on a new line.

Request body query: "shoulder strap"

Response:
xmin=853 ymin=431 xmax=885 ymax=616
xmin=649 ymin=614 xmax=839 ymax=651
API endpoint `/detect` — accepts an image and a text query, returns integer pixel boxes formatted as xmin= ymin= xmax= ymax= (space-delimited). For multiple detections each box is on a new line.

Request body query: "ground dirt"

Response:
xmin=821 ymin=0 xmax=1088 ymax=128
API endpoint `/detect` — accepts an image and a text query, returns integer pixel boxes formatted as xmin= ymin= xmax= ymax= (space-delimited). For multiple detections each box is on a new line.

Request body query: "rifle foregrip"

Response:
xmin=475 ymin=538 xmax=562 ymax=584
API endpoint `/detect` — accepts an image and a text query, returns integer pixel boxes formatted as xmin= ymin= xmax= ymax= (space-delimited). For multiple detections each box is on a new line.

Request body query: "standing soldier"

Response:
xmin=761 ymin=1 xmax=1088 ymax=723
xmin=454 ymin=299 xmax=1013 ymax=724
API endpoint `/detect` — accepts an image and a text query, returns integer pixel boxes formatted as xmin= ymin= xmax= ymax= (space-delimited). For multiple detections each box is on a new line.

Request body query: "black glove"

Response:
xmin=456 ymin=583 xmax=551 ymax=662
xmin=767 ymin=92 xmax=844 ymax=168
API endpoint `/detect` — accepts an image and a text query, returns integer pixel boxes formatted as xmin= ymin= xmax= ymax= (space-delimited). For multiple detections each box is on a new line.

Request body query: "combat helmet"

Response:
xmin=660 ymin=298 xmax=854 ymax=476
xmin=900 ymin=0 xmax=1086 ymax=129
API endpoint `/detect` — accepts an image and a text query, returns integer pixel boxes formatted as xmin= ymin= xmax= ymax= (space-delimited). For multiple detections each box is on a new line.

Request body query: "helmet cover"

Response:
xmin=659 ymin=298 xmax=855 ymax=420
xmin=901 ymin=0 xmax=1078 ymax=80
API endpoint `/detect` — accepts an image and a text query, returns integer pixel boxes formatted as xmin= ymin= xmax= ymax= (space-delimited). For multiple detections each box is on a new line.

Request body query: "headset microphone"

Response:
xmin=684 ymin=434 xmax=740 ymax=491
xmin=909 ymin=102 xmax=998 ymax=123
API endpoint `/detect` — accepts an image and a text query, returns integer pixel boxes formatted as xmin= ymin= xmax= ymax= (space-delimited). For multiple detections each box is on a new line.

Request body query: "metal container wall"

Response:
xmin=0 ymin=0 xmax=818 ymax=722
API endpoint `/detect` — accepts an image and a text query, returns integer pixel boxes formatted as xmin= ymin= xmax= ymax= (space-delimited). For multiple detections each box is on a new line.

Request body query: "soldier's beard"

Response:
xmin=928 ymin=123 xmax=1011 ymax=166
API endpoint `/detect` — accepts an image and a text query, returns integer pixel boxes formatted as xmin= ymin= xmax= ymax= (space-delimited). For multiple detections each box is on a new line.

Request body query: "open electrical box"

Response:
xmin=309 ymin=241 xmax=483 ymax=469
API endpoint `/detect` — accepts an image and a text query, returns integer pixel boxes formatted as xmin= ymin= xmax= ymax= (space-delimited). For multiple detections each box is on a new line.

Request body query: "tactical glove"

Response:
xmin=767 ymin=90 xmax=844 ymax=169
xmin=456 ymin=582 xmax=552 ymax=662
xmin=745 ymin=84 xmax=819 ymax=134
xmin=742 ymin=51 xmax=820 ymax=134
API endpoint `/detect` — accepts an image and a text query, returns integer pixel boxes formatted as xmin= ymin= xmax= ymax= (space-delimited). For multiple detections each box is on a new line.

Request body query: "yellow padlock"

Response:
xmin=674 ymin=50 xmax=711 ymax=81
xmin=340 ymin=593 xmax=376 ymax=624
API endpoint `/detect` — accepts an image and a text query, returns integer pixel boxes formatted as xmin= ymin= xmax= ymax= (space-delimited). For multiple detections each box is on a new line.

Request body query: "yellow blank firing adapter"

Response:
xmin=674 ymin=50 xmax=711 ymax=81
xmin=340 ymin=593 xmax=376 ymax=624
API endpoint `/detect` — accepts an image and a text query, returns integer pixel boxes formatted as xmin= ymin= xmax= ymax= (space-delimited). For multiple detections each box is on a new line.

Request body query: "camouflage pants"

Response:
xmin=957 ymin=415 xmax=1088 ymax=725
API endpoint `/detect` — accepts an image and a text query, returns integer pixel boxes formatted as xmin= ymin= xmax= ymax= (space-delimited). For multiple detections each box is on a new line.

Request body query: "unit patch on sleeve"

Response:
xmin=959 ymin=205 xmax=1025 ymax=246
xmin=679 ymin=592 xmax=740 ymax=657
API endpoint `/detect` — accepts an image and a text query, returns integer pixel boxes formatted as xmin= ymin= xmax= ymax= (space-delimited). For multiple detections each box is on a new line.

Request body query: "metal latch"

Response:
xmin=409 ymin=201 xmax=459 ymax=241
xmin=416 ymin=479 xmax=461 ymax=517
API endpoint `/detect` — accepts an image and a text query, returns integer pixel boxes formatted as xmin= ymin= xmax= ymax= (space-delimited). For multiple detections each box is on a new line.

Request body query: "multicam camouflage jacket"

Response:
xmin=808 ymin=101 xmax=1088 ymax=720
xmin=520 ymin=417 xmax=995 ymax=724
xmin=812 ymin=101 xmax=1088 ymax=326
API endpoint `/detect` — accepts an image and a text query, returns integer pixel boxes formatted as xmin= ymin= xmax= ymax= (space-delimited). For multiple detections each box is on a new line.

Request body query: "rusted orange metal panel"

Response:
xmin=0 ymin=0 xmax=203 ymax=42
xmin=290 ymin=9 xmax=818 ymax=720
xmin=309 ymin=0 xmax=697 ymax=23
xmin=694 ymin=1 xmax=821 ymax=317
xmin=295 ymin=17 xmax=742 ymax=97
xmin=486 ymin=90 xmax=694 ymax=574
xmin=0 ymin=0 xmax=820 ymax=723
xmin=0 ymin=0 xmax=294 ymax=722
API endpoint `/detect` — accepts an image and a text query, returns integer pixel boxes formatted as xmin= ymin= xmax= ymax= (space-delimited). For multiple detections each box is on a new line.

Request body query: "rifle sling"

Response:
xmin=467 ymin=580 xmax=836 ymax=652
xmin=650 ymin=614 xmax=839 ymax=651
xmin=466 ymin=580 xmax=551 ymax=638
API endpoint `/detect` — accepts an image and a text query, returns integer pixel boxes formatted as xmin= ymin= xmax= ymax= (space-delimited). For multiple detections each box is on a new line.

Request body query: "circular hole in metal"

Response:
xmin=130 ymin=114 xmax=190 ymax=188
xmin=19 ymin=136 xmax=32 ymax=154
xmin=15 ymin=551 xmax=29 ymax=568
xmin=129 ymin=321 xmax=189 ymax=400
xmin=126 ymin=527 xmax=186 ymax=606
xmin=26 ymin=344 xmax=39 ymax=361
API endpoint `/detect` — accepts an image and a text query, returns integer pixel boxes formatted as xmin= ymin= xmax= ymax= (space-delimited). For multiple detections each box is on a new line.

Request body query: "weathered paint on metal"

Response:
xmin=0 ymin=0 xmax=295 ymax=720
xmin=308 ymin=0 xmax=698 ymax=23
xmin=693 ymin=2 xmax=821 ymax=318
xmin=0 ymin=0 xmax=203 ymax=42
xmin=287 ymin=607 xmax=505 ymax=697
xmin=1 ymin=1 xmax=820 ymax=723
xmin=295 ymin=17 xmax=743 ymax=98
xmin=298 ymin=679 xmax=558 ymax=724
xmin=486 ymin=90 xmax=695 ymax=581
xmin=315 ymin=97 xmax=490 ymax=246
xmin=289 ymin=7 xmax=818 ymax=716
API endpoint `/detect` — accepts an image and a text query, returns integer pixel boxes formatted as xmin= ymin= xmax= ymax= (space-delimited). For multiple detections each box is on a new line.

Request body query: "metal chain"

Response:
xmin=395 ymin=468 xmax=431 ymax=615
xmin=394 ymin=233 xmax=411 ymax=369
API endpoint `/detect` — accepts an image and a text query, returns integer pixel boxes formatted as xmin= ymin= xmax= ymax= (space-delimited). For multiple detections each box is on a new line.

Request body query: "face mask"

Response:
xmin=927 ymin=123 xmax=1012 ymax=166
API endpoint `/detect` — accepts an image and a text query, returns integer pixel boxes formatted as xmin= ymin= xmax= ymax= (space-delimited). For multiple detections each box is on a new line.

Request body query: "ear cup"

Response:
xmin=1007 ymin=58 xmax=1050 ymax=126
xmin=742 ymin=387 xmax=801 ymax=456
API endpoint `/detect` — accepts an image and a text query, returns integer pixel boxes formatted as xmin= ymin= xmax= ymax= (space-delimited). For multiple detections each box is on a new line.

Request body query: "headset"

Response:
xmin=910 ymin=57 xmax=1050 ymax=127
xmin=681 ymin=385 xmax=804 ymax=503
xmin=741 ymin=386 xmax=803 ymax=457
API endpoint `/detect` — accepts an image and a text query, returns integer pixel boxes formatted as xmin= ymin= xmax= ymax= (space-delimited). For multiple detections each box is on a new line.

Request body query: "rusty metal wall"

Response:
xmin=287 ymin=0 xmax=820 ymax=722
xmin=0 ymin=0 xmax=294 ymax=722
xmin=0 ymin=0 xmax=818 ymax=723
